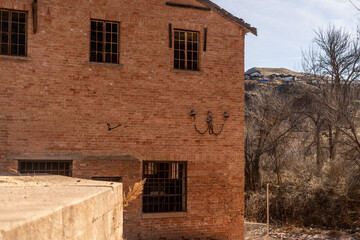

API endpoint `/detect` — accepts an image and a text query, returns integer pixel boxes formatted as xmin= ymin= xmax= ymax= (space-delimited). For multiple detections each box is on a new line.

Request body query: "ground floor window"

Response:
xmin=143 ymin=161 xmax=187 ymax=213
xmin=91 ymin=176 xmax=122 ymax=182
xmin=18 ymin=160 xmax=72 ymax=176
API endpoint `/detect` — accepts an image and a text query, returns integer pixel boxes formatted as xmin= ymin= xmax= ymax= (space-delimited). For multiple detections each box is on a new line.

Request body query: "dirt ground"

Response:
xmin=245 ymin=221 xmax=360 ymax=240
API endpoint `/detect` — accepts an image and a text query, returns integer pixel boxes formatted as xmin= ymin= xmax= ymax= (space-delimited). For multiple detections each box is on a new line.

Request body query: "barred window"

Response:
xmin=0 ymin=9 xmax=27 ymax=56
xmin=91 ymin=176 xmax=122 ymax=182
xmin=18 ymin=161 xmax=72 ymax=177
xmin=90 ymin=19 xmax=119 ymax=64
xmin=143 ymin=162 xmax=187 ymax=213
xmin=174 ymin=29 xmax=198 ymax=71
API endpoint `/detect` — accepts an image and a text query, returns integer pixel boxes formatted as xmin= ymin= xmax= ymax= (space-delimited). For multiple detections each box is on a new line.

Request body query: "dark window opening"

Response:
xmin=90 ymin=19 xmax=119 ymax=64
xmin=143 ymin=162 xmax=187 ymax=213
xmin=91 ymin=176 xmax=122 ymax=182
xmin=174 ymin=29 xmax=198 ymax=71
xmin=18 ymin=161 xmax=72 ymax=176
xmin=0 ymin=9 xmax=27 ymax=56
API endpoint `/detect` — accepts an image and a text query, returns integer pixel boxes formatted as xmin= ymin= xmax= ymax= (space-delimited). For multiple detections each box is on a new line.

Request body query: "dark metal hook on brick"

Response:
xmin=124 ymin=212 xmax=143 ymax=223
xmin=190 ymin=110 xmax=229 ymax=135
xmin=107 ymin=123 xmax=121 ymax=131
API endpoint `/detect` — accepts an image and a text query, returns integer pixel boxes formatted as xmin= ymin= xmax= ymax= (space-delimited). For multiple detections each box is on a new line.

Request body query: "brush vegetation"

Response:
xmin=245 ymin=26 xmax=360 ymax=229
xmin=123 ymin=178 xmax=146 ymax=208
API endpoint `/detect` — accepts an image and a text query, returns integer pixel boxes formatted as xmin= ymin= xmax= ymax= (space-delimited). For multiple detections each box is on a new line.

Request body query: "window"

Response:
xmin=90 ymin=19 xmax=119 ymax=64
xmin=0 ymin=9 xmax=27 ymax=56
xmin=91 ymin=176 xmax=122 ymax=182
xmin=18 ymin=161 xmax=72 ymax=176
xmin=174 ymin=30 xmax=198 ymax=71
xmin=143 ymin=162 xmax=187 ymax=213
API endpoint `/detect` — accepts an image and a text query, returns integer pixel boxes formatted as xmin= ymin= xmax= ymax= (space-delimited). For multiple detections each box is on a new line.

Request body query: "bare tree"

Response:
xmin=349 ymin=0 xmax=360 ymax=11
xmin=303 ymin=26 xmax=360 ymax=162
xmin=245 ymin=87 xmax=305 ymax=191
xmin=292 ymin=87 xmax=327 ymax=170
xmin=303 ymin=25 xmax=360 ymax=202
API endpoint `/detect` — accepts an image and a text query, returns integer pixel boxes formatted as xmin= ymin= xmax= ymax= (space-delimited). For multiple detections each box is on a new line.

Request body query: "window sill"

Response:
xmin=141 ymin=212 xmax=187 ymax=219
xmin=86 ymin=61 xmax=124 ymax=68
xmin=0 ymin=55 xmax=32 ymax=61
xmin=170 ymin=68 xmax=204 ymax=74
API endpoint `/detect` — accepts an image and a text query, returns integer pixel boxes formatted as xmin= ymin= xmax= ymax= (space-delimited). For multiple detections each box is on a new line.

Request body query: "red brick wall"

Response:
xmin=0 ymin=0 xmax=246 ymax=239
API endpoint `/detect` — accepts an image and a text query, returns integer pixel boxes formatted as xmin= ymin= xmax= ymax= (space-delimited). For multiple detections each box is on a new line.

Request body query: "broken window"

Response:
xmin=91 ymin=176 xmax=122 ymax=182
xmin=174 ymin=29 xmax=199 ymax=71
xmin=18 ymin=161 xmax=72 ymax=176
xmin=143 ymin=162 xmax=187 ymax=213
xmin=0 ymin=9 xmax=27 ymax=56
xmin=90 ymin=19 xmax=119 ymax=64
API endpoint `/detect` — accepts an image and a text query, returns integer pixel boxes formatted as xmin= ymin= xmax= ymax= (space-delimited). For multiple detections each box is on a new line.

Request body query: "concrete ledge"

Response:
xmin=0 ymin=175 xmax=123 ymax=240
xmin=7 ymin=152 xmax=139 ymax=162
xmin=0 ymin=55 xmax=32 ymax=62
xmin=142 ymin=212 xmax=187 ymax=219
xmin=170 ymin=68 xmax=204 ymax=74
xmin=85 ymin=61 xmax=124 ymax=68
xmin=7 ymin=152 xmax=79 ymax=160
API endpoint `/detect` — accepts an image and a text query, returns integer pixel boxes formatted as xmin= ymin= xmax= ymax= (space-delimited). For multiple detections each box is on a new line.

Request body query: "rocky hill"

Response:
xmin=244 ymin=67 xmax=314 ymax=99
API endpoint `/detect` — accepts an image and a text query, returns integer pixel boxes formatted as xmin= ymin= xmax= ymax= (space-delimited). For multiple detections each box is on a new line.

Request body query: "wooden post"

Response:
xmin=267 ymin=183 xmax=269 ymax=240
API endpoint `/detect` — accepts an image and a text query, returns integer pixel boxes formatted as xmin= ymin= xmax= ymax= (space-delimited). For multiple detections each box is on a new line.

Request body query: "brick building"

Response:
xmin=0 ymin=0 xmax=256 ymax=239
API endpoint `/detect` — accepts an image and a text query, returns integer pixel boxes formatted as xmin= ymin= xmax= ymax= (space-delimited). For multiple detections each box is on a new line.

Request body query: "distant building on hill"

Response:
xmin=245 ymin=67 xmax=304 ymax=83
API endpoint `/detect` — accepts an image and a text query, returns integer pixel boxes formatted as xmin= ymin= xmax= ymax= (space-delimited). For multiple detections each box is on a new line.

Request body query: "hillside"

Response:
xmin=246 ymin=67 xmax=305 ymax=77
xmin=244 ymin=67 xmax=315 ymax=99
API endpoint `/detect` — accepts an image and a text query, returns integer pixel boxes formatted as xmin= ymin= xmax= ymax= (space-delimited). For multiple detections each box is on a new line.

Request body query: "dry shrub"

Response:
xmin=123 ymin=178 xmax=146 ymax=207
xmin=8 ymin=168 xmax=21 ymax=175
xmin=245 ymin=177 xmax=360 ymax=229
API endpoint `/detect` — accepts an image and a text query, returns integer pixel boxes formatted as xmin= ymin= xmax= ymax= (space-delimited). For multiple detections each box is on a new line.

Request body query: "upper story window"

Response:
xmin=0 ymin=9 xmax=27 ymax=56
xmin=143 ymin=161 xmax=187 ymax=213
xmin=90 ymin=19 xmax=120 ymax=64
xmin=174 ymin=29 xmax=199 ymax=71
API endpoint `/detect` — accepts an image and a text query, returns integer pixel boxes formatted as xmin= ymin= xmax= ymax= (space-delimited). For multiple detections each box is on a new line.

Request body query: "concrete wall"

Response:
xmin=0 ymin=0 xmax=247 ymax=239
xmin=0 ymin=175 xmax=123 ymax=240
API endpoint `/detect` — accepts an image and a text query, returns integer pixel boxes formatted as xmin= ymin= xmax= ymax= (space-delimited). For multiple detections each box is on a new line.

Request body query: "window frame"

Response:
xmin=89 ymin=19 xmax=120 ymax=64
xmin=173 ymin=29 xmax=200 ymax=71
xmin=91 ymin=176 xmax=122 ymax=182
xmin=18 ymin=160 xmax=73 ymax=177
xmin=0 ymin=8 xmax=28 ymax=57
xmin=142 ymin=161 xmax=187 ymax=214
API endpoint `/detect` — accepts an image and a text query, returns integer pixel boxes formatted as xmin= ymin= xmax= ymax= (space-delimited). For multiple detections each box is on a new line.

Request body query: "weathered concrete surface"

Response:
xmin=0 ymin=175 xmax=123 ymax=240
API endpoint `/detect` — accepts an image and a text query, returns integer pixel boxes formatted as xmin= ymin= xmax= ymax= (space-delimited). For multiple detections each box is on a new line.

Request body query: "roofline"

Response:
xmin=196 ymin=0 xmax=257 ymax=36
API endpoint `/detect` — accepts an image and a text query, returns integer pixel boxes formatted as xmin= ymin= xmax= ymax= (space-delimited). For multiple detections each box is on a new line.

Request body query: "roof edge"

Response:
xmin=196 ymin=0 xmax=257 ymax=36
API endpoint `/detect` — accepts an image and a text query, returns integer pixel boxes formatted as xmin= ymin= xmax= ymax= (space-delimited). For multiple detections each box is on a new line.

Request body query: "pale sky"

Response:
xmin=211 ymin=0 xmax=360 ymax=72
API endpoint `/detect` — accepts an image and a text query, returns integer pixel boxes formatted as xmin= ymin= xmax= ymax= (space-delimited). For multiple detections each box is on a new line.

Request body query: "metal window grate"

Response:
xmin=174 ymin=29 xmax=198 ymax=70
xmin=91 ymin=176 xmax=122 ymax=182
xmin=90 ymin=19 xmax=119 ymax=64
xmin=0 ymin=9 xmax=27 ymax=56
xmin=143 ymin=162 xmax=187 ymax=213
xmin=18 ymin=161 xmax=72 ymax=177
